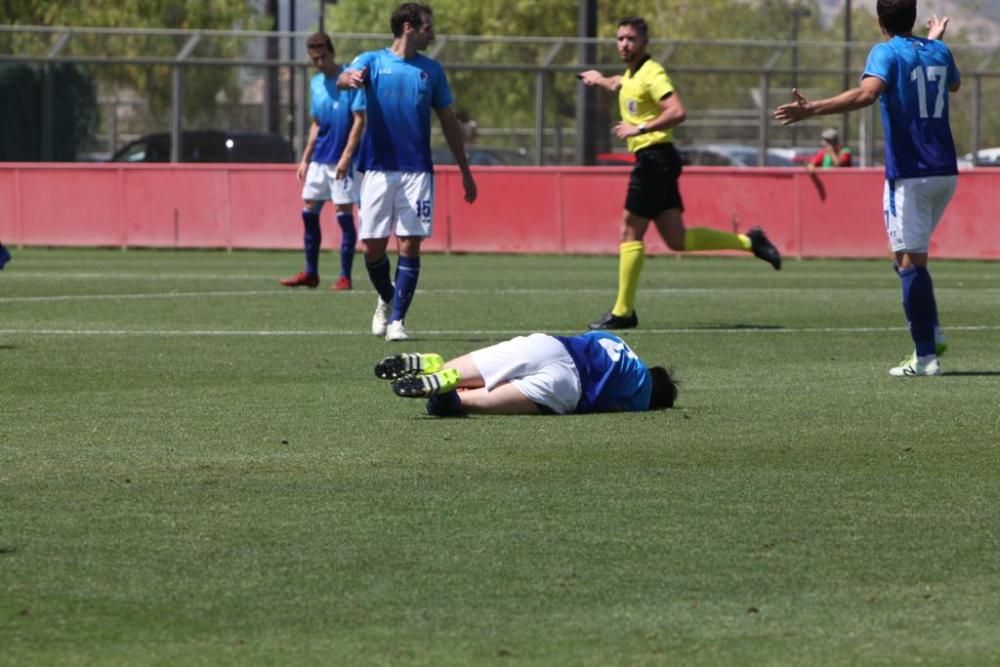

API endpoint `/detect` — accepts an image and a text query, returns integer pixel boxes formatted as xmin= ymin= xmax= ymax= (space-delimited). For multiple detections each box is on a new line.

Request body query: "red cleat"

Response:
xmin=279 ymin=271 xmax=319 ymax=288
xmin=330 ymin=276 xmax=353 ymax=291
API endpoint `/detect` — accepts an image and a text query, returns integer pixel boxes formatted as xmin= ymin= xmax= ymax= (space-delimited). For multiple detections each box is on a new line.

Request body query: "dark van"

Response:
xmin=110 ymin=130 xmax=295 ymax=163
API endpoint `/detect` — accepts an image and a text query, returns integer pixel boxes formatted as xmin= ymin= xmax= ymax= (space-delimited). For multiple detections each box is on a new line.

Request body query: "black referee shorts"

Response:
xmin=625 ymin=142 xmax=684 ymax=219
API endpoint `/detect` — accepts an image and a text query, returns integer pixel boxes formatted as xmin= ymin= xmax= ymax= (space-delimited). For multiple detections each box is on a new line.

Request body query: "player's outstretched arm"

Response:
xmin=337 ymin=67 xmax=367 ymax=90
xmin=927 ymin=15 xmax=950 ymax=40
xmin=436 ymin=105 xmax=478 ymax=204
xmin=577 ymin=70 xmax=622 ymax=92
xmin=774 ymin=79 xmax=884 ymax=125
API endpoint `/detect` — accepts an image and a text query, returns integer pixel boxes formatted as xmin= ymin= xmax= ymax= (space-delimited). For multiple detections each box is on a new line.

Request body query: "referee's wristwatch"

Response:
xmin=637 ymin=123 xmax=648 ymax=134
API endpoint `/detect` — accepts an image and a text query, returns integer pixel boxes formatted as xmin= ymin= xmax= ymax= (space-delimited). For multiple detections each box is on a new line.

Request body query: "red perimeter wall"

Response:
xmin=0 ymin=163 xmax=995 ymax=259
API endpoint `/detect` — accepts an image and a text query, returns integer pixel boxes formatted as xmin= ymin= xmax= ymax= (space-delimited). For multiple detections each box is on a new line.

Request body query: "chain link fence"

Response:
xmin=3 ymin=24 xmax=1000 ymax=165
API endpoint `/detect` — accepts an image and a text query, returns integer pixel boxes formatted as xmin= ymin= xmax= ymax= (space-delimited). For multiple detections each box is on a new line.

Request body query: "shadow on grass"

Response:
xmin=943 ymin=371 xmax=1000 ymax=377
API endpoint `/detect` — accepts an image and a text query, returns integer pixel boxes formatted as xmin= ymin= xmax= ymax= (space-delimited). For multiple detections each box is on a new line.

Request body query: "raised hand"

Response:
xmin=926 ymin=15 xmax=950 ymax=40
xmin=773 ymin=88 xmax=812 ymax=126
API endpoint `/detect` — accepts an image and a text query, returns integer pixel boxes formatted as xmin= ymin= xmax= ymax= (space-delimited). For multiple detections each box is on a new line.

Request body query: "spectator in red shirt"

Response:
xmin=808 ymin=128 xmax=853 ymax=171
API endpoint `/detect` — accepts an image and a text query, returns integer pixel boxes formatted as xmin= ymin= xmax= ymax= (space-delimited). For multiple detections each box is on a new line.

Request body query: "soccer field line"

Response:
xmin=4 ymin=286 xmax=998 ymax=304
xmin=2 ymin=325 xmax=999 ymax=337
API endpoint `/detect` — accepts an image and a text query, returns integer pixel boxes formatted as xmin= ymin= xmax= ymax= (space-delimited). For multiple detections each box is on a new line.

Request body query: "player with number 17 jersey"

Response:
xmin=863 ymin=36 xmax=960 ymax=179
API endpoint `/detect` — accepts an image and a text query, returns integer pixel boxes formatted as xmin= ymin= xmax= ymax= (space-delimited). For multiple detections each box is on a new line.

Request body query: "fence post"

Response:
xmin=971 ymin=74 xmax=981 ymax=163
xmin=170 ymin=65 xmax=183 ymax=162
xmin=758 ymin=72 xmax=770 ymax=167
xmin=534 ymin=69 xmax=546 ymax=165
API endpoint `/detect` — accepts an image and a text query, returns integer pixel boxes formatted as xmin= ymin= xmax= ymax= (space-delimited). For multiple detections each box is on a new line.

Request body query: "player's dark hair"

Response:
xmin=877 ymin=0 xmax=917 ymax=35
xmin=648 ymin=366 xmax=678 ymax=410
xmin=617 ymin=16 xmax=649 ymax=40
xmin=306 ymin=32 xmax=333 ymax=52
xmin=392 ymin=3 xmax=433 ymax=38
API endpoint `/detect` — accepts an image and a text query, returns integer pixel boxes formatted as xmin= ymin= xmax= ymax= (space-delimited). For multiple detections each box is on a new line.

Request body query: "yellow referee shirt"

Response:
xmin=619 ymin=57 xmax=675 ymax=153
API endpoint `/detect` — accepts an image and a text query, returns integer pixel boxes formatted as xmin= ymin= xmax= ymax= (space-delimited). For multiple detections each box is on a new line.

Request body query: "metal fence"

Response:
xmin=3 ymin=24 xmax=1000 ymax=165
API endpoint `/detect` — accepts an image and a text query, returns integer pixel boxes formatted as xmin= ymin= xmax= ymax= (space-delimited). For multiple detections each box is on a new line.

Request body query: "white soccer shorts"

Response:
xmin=301 ymin=162 xmax=360 ymax=205
xmin=470 ymin=333 xmax=582 ymax=415
xmin=358 ymin=170 xmax=434 ymax=239
xmin=883 ymin=175 xmax=957 ymax=253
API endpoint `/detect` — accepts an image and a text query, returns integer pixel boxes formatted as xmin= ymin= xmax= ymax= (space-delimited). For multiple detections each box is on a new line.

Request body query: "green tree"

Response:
xmin=1 ymin=1 xmax=265 ymax=137
xmin=324 ymin=0 xmax=839 ymax=148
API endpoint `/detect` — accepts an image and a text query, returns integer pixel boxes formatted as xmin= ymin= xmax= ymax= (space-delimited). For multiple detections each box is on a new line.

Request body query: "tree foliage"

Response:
xmin=325 ymin=0 xmax=839 ymax=143
xmin=2 ymin=1 xmax=265 ymax=132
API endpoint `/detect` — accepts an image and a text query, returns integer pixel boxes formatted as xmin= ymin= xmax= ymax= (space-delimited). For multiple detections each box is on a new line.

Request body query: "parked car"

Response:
xmin=958 ymin=147 xmax=1000 ymax=168
xmin=681 ymin=144 xmax=796 ymax=167
xmin=594 ymin=152 xmax=633 ymax=166
xmin=768 ymin=146 xmax=818 ymax=165
xmin=595 ymin=144 xmax=796 ymax=167
xmin=432 ymin=146 xmax=532 ymax=166
xmin=110 ymin=130 xmax=295 ymax=163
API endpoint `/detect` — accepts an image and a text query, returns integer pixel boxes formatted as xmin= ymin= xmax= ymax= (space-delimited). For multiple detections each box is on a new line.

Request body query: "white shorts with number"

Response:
xmin=301 ymin=162 xmax=360 ymax=205
xmin=358 ymin=170 xmax=434 ymax=239
xmin=883 ymin=175 xmax=957 ymax=253
xmin=470 ymin=334 xmax=582 ymax=415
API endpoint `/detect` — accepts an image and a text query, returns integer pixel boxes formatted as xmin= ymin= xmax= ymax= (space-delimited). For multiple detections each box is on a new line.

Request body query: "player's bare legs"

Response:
xmin=362 ymin=236 xmax=390 ymax=263
xmin=396 ymin=235 xmax=421 ymax=258
xmin=621 ymin=210 xmax=652 ymax=243
xmin=438 ymin=354 xmax=485 ymax=389
xmin=442 ymin=348 xmax=543 ymax=414
xmin=896 ymin=250 xmax=928 ymax=269
xmin=453 ymin=383 xmax=542 ymax=415
xmin=652 ymin=207 xmax=685 ymax=250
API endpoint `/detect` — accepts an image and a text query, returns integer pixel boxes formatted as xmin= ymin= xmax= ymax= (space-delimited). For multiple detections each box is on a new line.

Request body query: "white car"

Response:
xmin=958 ymin=147 xmax=1000 ymax=168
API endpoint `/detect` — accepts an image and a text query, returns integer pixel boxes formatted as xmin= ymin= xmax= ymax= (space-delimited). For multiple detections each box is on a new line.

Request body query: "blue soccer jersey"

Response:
xmin=310 ymin=67 xmax=363 ymax=165
xmin=555 ymin=332 xmax=653 ymax=414
xmin=349 ymin=48 xmax=453 ymax=173
xmin=863 ymin=36 xmax=960 ymax=179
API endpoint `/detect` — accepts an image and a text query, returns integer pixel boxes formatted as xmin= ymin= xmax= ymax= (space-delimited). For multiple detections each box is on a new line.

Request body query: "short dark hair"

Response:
xmin=647 ymin=366 xmax=678 ymax=410
xmin=877 ymin=0 xmax=917 ymax=35
xmin=306 ymin=32 xmax=333 ymax=51
xmin=391 ymin=3 xmax=433 ymax=38
xmin=617 ymin=16 xmax=649 ymax=40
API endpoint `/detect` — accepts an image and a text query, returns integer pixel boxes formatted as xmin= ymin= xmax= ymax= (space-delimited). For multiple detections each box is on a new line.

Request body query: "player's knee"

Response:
xmin=665 ymin=236 xmax=685 ymax=251
xmin=397 ymin=237 xmax=422 ymax=257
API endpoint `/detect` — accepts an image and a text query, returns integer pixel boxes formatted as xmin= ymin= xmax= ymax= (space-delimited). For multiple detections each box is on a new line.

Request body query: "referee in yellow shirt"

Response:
xmin=579 ymin=16 xmax=782 ymax=330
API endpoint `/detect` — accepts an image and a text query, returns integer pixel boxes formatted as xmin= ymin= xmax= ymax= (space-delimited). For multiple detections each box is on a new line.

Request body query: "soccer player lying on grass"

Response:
xmin=374 ymin=331 xmax=677 ymax=416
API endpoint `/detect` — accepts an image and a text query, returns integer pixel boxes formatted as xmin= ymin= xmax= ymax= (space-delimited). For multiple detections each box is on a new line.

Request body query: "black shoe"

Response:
xmin=426 ymin=391 xmax=465 ymax=417
xmin=374 ymin=353 xmax=445 ymax=380
xmin=748 ymin=226 xmax=781 ymax=270
xmin=588 ymin=310 xmax=638 ymax=330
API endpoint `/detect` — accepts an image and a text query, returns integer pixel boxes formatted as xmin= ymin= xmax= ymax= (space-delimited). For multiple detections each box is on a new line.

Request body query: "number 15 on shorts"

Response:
xmin=416 ymin=199 xmax=432 ymax=224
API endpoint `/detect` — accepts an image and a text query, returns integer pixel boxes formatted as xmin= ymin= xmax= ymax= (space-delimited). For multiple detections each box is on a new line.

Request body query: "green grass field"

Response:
xmin=2 ymin=248 xmax=999 ymax=666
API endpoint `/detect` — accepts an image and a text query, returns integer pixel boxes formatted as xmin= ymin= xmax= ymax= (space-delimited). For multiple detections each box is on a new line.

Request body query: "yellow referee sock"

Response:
xmin=684 ymin=227 xmax=751 ymax=252
xmin=611 ymin=241 xmax=645 ymax=317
